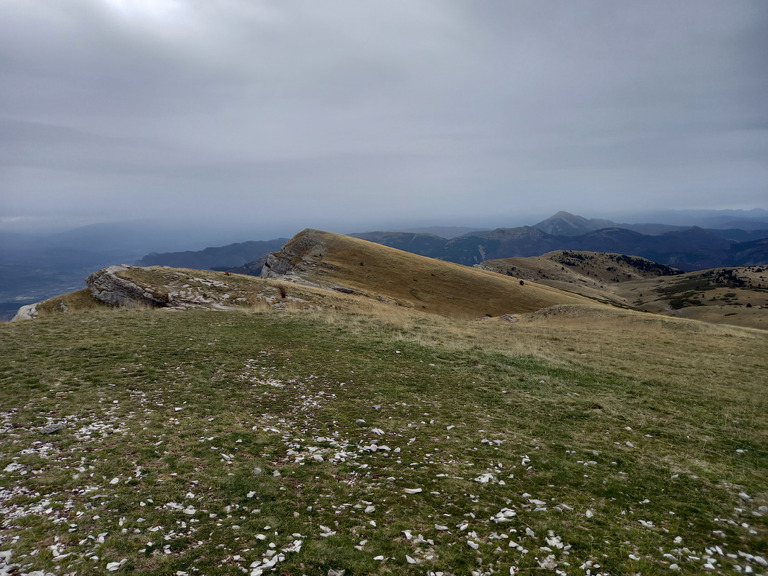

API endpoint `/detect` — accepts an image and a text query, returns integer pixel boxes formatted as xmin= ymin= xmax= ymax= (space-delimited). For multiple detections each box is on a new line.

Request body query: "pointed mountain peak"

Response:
xmin=534 ymin=212 xmax=617 ymax=236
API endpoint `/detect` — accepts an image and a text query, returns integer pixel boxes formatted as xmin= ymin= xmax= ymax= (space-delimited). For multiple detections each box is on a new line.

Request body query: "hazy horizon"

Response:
xmin=2 ymin=207 xmax=768 ymax=256
xmin=2 ymin=1 xmax=767 ymax=238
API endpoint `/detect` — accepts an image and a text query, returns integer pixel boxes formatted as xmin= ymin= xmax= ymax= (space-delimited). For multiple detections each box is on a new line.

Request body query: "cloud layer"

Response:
xmin=1 ymin=1 xmax=767 ymax=236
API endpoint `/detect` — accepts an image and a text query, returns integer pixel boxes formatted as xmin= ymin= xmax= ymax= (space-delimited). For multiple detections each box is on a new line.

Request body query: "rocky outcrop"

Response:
xmin=260 ymin=229 xmax=330 ymax=287
xmin=11 ymin=303 xmax=38 ymax=321
xmin=85 ymin=265 xmax=250 ymax=311
xmin=261 ymin=252 xmax=298 ymax=277
xmin=86 ymin=265 xmax=168 ymax=308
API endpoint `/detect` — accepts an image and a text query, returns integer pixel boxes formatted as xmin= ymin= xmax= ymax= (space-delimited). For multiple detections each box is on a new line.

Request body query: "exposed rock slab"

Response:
xmin=261 ymin=229 xmax=331 ymax=289
xmin=87 ymin=265 xmax=168 ymax=308
xmin=11 ymin=303 xmax=38 ymax=321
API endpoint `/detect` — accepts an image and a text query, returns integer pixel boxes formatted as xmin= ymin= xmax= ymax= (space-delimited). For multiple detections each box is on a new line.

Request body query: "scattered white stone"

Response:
xmin=106 ymin=559 xmax=126 ymax=571
xmin=545 ymin=532 xmax=564 ymax=549
xmin=40 ymin=422 xmax=67 ymax=434
xmin=491 ymin=508 xmax=517 ymax=523
xmin=109 ymin=477 xmax=120 ymax=485
xmin=404 ymin=488 xmax=422 ymax=494
xmin=283 ymin=540 xmax=303 ymax=553
xmin=475 ymin=473 xmax=496 ymax=484
xmin=585 ymin=509 xmax=594 ymax=518
xmin=538 ymin=555 xmax=557 ymax=569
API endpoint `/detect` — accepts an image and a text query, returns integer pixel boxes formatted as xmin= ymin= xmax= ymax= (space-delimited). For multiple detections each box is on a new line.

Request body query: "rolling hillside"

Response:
xmin=479 ymin=251 xmax=681 ymax=308
xmin=261 ymin=229 xmax=593 ymax=319
xmin=2 ymin=228 xmax=768 ymax=575
xmin=480 ymin=251 xmax=768 ymax=329
xmin=2 ymin=277 xmax=767 ymax=575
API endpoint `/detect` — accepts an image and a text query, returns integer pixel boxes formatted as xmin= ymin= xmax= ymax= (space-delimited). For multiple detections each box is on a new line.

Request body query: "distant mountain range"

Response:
xmin=1 ymin=209 xmax=767 ymax=320
xmin=136 ymin=211 xmax=768 ymax=276
xmin=352 ymin=213 xmax=768 ymax=271
xmin=136 ymin=239 xmax=289 ymax=270
xmin=532 ymin=210 xmax=768 ymax=238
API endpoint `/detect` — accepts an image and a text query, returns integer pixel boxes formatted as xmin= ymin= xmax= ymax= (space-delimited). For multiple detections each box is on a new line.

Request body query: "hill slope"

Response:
xmin=1 ymin=299 xmax=766 ymax=575
xmin=480 ymin=251 xmax=768 ymax=329
xmin=479 ymin=250 xmax=682 ymax=307
xmin=261 ymin=229 xmax=593 ymax=319
xmin=12 ymin=229 xmax=595 ymax=322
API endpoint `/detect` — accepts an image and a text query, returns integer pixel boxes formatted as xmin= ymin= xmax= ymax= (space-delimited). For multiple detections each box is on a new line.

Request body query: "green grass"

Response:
xmin=1 ymin=308 xmax=766 ymax=575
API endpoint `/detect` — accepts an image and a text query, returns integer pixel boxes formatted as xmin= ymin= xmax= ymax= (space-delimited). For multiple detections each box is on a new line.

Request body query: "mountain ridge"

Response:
xmin=3 ymin=210 xmax=767 ymax=320
xmin=14 ymin=228 xmax=767 ymax=329
xmin=354 ymin=222 xmax=768 ymax=271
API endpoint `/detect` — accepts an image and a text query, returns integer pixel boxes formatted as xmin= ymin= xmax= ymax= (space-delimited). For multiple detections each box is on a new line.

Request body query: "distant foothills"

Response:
xmin=1 ymin=209 xmax=767 ymax=320
xmin=137 ymin=210 xmax=768 ymax=274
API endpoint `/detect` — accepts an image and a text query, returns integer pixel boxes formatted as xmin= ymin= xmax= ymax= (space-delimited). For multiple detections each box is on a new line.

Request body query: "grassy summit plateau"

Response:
xmin=0 ymin=231 xmax=766 ymax=575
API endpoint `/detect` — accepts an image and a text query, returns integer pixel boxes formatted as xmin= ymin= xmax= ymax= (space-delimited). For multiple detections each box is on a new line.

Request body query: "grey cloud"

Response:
xmin=1 ymin=0 xmax=766 ymax=234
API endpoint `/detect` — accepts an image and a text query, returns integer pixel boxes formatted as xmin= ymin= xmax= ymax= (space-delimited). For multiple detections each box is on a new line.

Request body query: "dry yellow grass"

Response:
xmin=306 ymin=301 xmax=767 ymax=393
xmin=4 ymin=257 xmax=766 ymax=574
xmin=35 ymin=289 xmax=109 ymax=314
xmin=271 ymin=230 xmax=596 ymax=319
xmin=482 ymin=252 xmax=768 ymax=329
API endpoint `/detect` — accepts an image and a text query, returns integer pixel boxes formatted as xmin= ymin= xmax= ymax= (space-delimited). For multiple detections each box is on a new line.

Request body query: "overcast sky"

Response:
xmin=1 ymin=0 xmax=766 ymax=238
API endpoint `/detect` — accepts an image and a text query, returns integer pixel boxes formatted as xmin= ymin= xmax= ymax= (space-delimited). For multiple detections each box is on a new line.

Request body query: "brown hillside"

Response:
xmin=480 ymin=250 xmax=680 ymax=308
xmin=262 ymin=229 xmax=595 ymax=319
xmin=624 ymin=266 xmax=768 ymax=329
xmin=481 ymin=251 xmax=768 ymax=329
